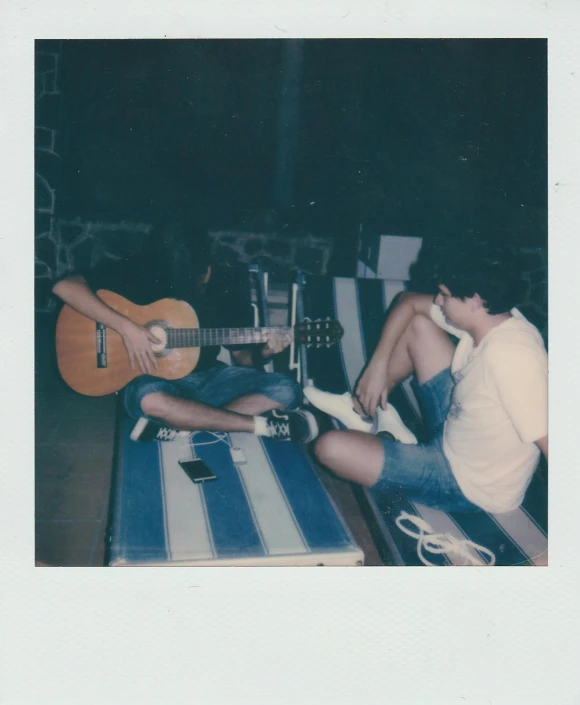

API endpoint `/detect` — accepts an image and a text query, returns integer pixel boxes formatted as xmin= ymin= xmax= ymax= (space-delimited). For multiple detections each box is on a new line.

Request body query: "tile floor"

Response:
xmin=35 ymin=312 xmax=386 ymax=567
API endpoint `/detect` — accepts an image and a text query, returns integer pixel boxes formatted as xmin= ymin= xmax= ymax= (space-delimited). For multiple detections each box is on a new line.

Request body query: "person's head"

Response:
xmin=433 ymin=236 xmax=525 ymax=319
xmin=142 ymin=221 xmax=213 ymax=299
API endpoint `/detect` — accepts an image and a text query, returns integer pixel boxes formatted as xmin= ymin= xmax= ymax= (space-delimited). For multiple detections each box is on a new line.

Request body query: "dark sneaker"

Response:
xmin=130 ymin=417 xmax=188 ymax=442
xmin=263 ymin=409 xmax=319 ymax=443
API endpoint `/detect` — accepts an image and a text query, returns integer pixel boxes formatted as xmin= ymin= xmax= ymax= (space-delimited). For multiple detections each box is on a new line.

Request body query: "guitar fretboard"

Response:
xmin=166 ymin=327 xmax=293 ymax=348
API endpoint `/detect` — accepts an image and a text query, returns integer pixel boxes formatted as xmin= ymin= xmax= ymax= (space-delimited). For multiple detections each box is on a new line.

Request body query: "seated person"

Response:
xmin=53 ymin=221 xmax=318 ymax=444
xmin=305 ymin=239 xmax=548 ymax=514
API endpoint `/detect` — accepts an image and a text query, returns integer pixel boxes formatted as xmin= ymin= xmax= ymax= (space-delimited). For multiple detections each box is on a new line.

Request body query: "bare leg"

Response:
xmin=385 ymin=313 xmax=456 ymax=388
xmin=315 ymin=315 xmax=456 ymax=484
xmin=314 ymin=430 xmax=385 ymax=486
xmin=140 ymin=393 xmax=258 ymax=432
xmin=225 ymin=394 xmax=284 ymax=415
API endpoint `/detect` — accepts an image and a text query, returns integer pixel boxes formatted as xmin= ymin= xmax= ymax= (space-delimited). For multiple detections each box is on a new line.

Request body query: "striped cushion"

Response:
xmin=300 ymin=275 xmax=548 ymax=566
xmin=107 ymin=414 xmax=364 ymax=566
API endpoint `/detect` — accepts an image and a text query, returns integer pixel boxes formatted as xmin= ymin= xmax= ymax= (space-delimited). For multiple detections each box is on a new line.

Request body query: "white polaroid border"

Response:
xmin=1 ymin=1 xmax=579 ymax=703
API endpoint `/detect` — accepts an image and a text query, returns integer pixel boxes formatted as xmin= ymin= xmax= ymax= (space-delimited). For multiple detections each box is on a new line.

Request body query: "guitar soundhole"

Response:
xmin=146 ymin=321 xmax=169 ymax=356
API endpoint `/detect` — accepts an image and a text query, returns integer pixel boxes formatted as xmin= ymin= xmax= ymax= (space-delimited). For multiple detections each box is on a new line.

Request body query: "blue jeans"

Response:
xmin=373 ymin=368 xmax=481 ymax=513
xmin=122 ymin=362 xmax=302 ymax=421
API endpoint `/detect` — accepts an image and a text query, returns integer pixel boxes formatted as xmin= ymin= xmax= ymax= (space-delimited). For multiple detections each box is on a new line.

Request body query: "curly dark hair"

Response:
xmin=141 ymin=220 xmax=213 ymax=300
xmin=433 ymin=236 xmax=526 ymax=315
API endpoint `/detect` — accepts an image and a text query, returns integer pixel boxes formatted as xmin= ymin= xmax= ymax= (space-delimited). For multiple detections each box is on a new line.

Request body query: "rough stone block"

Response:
xmin=35 ymin=276 xmax=55 ymax=312
xmin=35 ymin=174 xmax=55 ymax=214
xmin=58 ymin=221 xmax=86 ymax=245
xmin=268 ymin=237 xmax=292 ymax=257
xmin=244 ymin=237 xmax=262 ymax=256
xmin=296 ymin=246 xmax=325 ymax=274
xmin=35 ymin=213 xmax=53 ymax=239
xmin=35 ymin=237 xmax=57 ymax=272
xmin=69 ymin=236 xmax=96 ymax=271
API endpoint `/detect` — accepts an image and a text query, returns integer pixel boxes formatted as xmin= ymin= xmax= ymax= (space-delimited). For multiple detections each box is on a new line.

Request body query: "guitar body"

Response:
xmin=56 ymin=291 xmax=200 ymax=396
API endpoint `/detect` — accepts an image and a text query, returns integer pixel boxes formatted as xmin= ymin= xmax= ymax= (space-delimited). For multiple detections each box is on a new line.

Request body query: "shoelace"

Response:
xmin=156 ymin=426 xmax=179 ymax=441
xmin=270 ymin=421 xmax=290 ymax=438
xmin=395 ymin=511 xmax=496 ymax=566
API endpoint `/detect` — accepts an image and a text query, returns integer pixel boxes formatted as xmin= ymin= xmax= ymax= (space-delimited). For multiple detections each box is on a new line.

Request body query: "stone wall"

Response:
xmin=34 ymin=219 xmax=334 ymax=312
xmin=35 ymin=41 xmax=63 ymax=312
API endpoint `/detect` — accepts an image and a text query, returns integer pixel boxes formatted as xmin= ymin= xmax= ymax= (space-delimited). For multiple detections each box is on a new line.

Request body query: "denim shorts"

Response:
xmin=373 ymin=368 xmax=481 ymax=513
xmin=122 ymin=362 xmax=302 ymax=420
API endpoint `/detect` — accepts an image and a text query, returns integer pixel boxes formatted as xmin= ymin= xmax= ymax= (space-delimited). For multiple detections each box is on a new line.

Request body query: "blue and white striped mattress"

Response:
xmin=300 ymin=275 xmax=548 ymax=566
xmin=107 ymin=414 xmax=364 ymax=567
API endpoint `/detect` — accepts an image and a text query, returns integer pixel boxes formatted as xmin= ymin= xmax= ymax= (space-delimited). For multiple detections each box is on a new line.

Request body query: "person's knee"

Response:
xmin=313 ymin=430 xmax=345 ymax=468
xmin=140 ymin=392 xmax=171 ymax=418
xmin=262 ymin=374 xmax=302 ymax=410
xmin=408 ymin=313 xmax=436 ymax=341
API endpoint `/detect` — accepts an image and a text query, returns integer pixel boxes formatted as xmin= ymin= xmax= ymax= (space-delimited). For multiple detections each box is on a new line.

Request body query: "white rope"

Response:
xmin=395 ymin=511 xmax=496 ymax=566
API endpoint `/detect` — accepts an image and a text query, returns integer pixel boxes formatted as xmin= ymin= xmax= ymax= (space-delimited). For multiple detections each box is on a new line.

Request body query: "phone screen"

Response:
xmin=178 ymin=459 xmax=217 ymax=484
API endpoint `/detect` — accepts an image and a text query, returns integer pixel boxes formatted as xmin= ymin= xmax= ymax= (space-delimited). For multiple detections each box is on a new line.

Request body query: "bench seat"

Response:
xmin=299 ymin=274 xmax=548 ymax=566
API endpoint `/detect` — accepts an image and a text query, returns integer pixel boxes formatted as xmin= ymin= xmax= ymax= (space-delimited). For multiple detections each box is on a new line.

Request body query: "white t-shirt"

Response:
xmin=430 ymin=303 xmax=548 ymax=513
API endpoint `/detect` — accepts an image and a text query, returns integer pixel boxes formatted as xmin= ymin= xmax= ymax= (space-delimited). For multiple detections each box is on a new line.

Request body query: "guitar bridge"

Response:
xmin=96 ymin=322 xmax=107 ymax=368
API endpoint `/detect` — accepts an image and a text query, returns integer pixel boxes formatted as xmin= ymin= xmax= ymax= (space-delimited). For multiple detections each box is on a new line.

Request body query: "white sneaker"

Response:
xmin=375 ymin=405 xmax=418 ymax=444
xmin=303 ymin=387 xmax=373 ymax=433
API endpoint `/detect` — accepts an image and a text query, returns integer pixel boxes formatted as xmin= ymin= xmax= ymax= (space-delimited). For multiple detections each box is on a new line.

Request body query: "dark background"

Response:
xmin=46 ymin=39 xmax=547 ymax=271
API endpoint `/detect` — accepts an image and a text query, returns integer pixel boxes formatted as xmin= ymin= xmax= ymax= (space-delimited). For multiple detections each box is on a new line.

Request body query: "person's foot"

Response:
xmin=303 ymin=387 xmax=373 ymax=432
xmin=262 ymin=409 xmax=319 ymax=443
xmin=130 ymin=417 xmax=190 ymax=442
xmin=374 ymin=405 xmax=418 ymax=444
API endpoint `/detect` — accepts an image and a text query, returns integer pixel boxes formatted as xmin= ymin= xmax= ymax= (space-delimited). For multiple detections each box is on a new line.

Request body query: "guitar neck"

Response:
xmin=166 ymin=326 xmax=292 ymax=348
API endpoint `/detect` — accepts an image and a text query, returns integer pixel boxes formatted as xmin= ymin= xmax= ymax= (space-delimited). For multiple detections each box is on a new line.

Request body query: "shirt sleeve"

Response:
xmin=487 ymin=341 xmax=548 ymax=443
xmin=429 ymin=302 xmax=464 ymax=338
xmin=76 ymin=257 xmax=132 ymax=295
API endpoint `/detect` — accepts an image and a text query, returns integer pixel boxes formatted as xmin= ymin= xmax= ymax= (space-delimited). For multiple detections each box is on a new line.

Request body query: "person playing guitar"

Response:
xmin=53 ymin=221 xmax=319 ymax=444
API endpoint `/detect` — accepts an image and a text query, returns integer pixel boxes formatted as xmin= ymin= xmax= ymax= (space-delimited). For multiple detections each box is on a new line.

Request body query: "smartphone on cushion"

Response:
xmin=178 ymin=459 xmax=217 ymax=484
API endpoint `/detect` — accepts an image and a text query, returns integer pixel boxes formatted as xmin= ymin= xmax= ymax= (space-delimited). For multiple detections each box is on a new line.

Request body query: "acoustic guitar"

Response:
xmin=56 ymin=290 xmax=344 ymax=396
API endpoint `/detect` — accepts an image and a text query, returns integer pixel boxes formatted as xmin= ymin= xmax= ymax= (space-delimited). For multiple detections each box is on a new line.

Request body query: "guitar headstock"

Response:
xmin=294 ymin=318 xmax=344 ymax=348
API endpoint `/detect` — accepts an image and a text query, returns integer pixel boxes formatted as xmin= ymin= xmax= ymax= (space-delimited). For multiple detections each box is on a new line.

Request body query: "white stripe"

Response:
xmin=412 ymin=503 xmax=486 ymax=566
xmin=159 ymin=438 xmax=215 ymax=562
xmin=490 ymin=508 xmax=548 ymax=566
xmin=228 ymin=432 xmax=308 ymax=556
xmin=334 ymin=278 xmax=367 ymax=391
xmin=381 ymin=279 xmax=406 ymax=309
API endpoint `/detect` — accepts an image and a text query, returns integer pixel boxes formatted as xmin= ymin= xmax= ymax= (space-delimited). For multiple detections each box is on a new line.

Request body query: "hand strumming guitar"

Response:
xmin=117 ymin=318 xmax=162 ymax=375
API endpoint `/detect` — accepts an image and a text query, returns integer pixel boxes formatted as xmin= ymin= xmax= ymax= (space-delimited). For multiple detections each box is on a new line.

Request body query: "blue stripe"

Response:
xmin=448 ymin=510 xmax=531 ymax=566
xmin=262 ymin=437 xmax=355 ymax=552
xmin=367 ymin=489 xmax=449 ymax=566
xmin=108 ymin=415 xmax=168 ymax=564
xmin=303 ymin=277 xmax=350 ymax=394
xmin=192 ymin=433 xmax=266 ymax=559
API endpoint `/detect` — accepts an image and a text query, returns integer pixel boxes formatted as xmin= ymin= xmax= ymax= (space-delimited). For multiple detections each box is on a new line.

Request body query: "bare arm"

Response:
xmin=535 ymin=435 xmax=548 ymax=461
xmin=354 ymin=292 xmax=434 ymax=417
xmin=53 ymin=275 xmax=160 ymax=374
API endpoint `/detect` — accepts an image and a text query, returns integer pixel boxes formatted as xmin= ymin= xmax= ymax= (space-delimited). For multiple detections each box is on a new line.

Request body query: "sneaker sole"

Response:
xmin=300 ymin=409 xmax=320 ymax=443
xmin=130 ymin=417 xmax=149 ymax=441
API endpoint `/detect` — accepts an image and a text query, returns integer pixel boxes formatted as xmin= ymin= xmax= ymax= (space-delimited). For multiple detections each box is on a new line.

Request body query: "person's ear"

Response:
xmin=472 ymin=293 xmax=485 ymax=311
xmin=203 ymin=266 xmax=212 ymax=284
